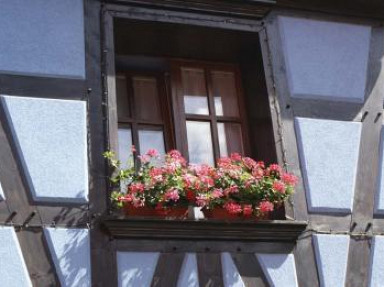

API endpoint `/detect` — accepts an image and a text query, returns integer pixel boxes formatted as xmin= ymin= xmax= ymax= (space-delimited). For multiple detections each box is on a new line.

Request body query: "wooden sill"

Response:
xmin=101 ymin=217 xmax=307 ymax=242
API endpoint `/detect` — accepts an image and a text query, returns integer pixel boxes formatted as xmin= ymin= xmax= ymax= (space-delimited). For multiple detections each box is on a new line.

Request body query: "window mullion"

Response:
xmin=205 ymin=67 xmax=221 ymax=163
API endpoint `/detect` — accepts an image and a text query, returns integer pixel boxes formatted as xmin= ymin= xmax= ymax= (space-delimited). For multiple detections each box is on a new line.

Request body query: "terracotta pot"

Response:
xmin=123 ymin=205 xmax=188 ymax=219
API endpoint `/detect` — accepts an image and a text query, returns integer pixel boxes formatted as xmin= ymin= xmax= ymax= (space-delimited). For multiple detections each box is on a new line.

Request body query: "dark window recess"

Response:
xmin=114 ymin=19 xmax=277 ymax=164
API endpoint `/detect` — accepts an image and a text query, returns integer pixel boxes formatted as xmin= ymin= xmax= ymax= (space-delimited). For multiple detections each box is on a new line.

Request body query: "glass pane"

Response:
xmin=118 ymin=128 xmax=133 ymax=169
xmin=186 ymin=121 xmax=214 ymax=166
xmin=116 ymin=74 xmax=130 ymax=118
xmin=218 ymin=123 xmax=244 ymax=156
xmin=211 ymin=71 xmax=239 ymax=117
xmin=138 ymin=129 xmax=166 ymax=156
xmin=133 ymin=76 xmax=162 ymax=121
xmin=182 ymin=68 xmax=209 ymax=115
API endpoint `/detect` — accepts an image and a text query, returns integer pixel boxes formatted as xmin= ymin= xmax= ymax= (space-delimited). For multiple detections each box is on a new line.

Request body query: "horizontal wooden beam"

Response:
xmin=104 ymin=0 xmax=275 ymax=19
xmin=101 ymin=218 xmax=307 ymax=242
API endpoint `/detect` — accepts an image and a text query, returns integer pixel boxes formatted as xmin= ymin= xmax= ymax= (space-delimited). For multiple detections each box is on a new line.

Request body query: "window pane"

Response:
xmin=116 ymin=74 xmax=130 ymax=118
xmin=138 ymin=129 xmax=166 ymax=156
xmin=186 ymin=121 xmax=214 ymax=166
xmin=218 ymin=123 xmax=244 ymax=156
xmin=182 ymin=68 xmax=209 ymax=115
xmin=118 ymin=128 xmax=133 ymax=168
xmin=211 ymin=71 xmax=239 ymax=117
xmin=133 ymin=76 xmax=162 ymax=122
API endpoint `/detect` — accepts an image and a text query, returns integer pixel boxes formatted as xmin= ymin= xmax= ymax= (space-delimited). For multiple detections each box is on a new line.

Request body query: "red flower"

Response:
xmin=230 ymin=153 xmax=242 ymax=162
xmin=211 ymin=188 xmax=224 ymax=199
xmin=243 ymin=157 xmax=257 ymax=170
xmin=282 ymin=173 xmax=298 ymax=186
xmin=266 ymin=164 xmax=282 ymax=176
xmin=259 ymin=201 xmax=274 ymax=213
xmin=224 ymin=201 xmax=242 ymax=214
xmin=186 ymin=190 xmax=196 ymax=202
xmin=273 ymin=181 xmax=286 ymax=194
xmin=243 ymin=204 xmax=253 ymax=216
xmin=252 ymin=167 xmax=264 ymax=179
xmin=164 ymin=188 xmax=180 ymax=202
xmin=129 ymin=183 xmax=145 ymax=193
xmin=146 ymin=148 xmax=159 ymax=157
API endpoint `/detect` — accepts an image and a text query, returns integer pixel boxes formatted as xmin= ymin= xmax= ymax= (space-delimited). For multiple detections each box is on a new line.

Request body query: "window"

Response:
xmin=116 ymin=61 xmax=249 ymax=165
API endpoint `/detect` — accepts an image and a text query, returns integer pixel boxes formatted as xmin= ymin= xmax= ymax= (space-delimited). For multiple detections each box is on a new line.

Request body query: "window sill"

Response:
xmin=101 ymin=217 xmax=307 ymax=242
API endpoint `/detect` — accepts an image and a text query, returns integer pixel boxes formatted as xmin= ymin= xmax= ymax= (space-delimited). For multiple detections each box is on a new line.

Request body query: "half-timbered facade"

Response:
xmin=1 ymin=0 xmax=384 ymax=286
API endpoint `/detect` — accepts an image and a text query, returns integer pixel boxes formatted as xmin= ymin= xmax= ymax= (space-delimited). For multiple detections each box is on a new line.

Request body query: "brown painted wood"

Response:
xmin=116 ymin=239 xmax=296 ymax=254
xmin=151 ymin=253 xmax=185 ymax=287
xmin=294 ymin=235 xmax=319 ymax=287
xmin=345 ymin=238 xmax=371 ymax=287
xmin=232 ymin=253 xmax=269 ymax=287
xmin=105 ymin=0 xmax=275 ymax=19
xmin=16 ymin=228 xmax=60 ymax=286
xmin=0 ymin=74 xmax=85 ymax=100
xmin=197 ymin=253 xmax=224 ymax=287
xmin=89 ymin=2 xmax=118 ymax=287
xmin=102 ymin=218 xmax=307 ymax=242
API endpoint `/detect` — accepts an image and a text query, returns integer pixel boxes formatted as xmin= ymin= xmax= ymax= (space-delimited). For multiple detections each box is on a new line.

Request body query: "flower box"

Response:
xmin=104 ymin=148 xmax=297 ymax=220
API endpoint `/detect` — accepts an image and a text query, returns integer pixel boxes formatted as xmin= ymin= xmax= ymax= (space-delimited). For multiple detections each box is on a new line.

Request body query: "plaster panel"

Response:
xmin=1 ymin=95 xmax=88 ymax=203
xmin=221 ymin=253 xmax=245 ymax=287
xmin=313 ymin=234 xmax=350 ymax=287
xmin=279 ymin=16 xmax=371 ymax=102
xmin=0 ymin=0 xmax=85 ymax=78
xmin=295 ymin=117 xmax=361 ymax=213
xmin=256 ymin=253 xmax=298 ymax=287
xmin=177 ymin=253 xmax=199 ymax=287
xmin=44 ymin=228 xmax=91 ymax=287
xmin=375 ymin=128 xmax=384 ymax=214
xmin=117 ymin=252 xmax=159 ymax=287
xmin=369 ymin=236 xmax=384 ymax=287
xmin=0 ymin=227 xmax=32 ymax=287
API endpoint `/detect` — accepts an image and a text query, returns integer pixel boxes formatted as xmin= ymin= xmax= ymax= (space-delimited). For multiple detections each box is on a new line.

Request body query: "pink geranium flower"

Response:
xmin=273 ymin=181 xmax=286 ymax=194
xmin=243 ymin=204 xmax=253 ymax=216
xmin=224 ymin=201 xmax=242 ymax=214
xmin=282 ymin=173 xmax=298 ymax=186
xmin=164 ymin=188 xmax=180 ymax=202
xmin=146 ymin=148 xmax=159 ymax=157
xmin=259 ymin=201 xmax=274 ymax=213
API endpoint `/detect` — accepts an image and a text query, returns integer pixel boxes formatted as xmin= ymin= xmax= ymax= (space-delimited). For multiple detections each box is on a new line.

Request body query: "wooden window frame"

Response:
xmin=170 ymin=59 xmax=251 ymax=163
xmin=116 ymin=71 xmax=175 ymax=155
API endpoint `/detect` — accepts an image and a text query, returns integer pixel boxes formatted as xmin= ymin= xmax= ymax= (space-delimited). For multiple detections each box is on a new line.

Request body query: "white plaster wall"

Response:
xmin=313 ymin=234 xmax=350 ymax=287
xmin=1 ymin=96 xmax=88 ymax=203
xmin=44 ymin=228 xmax=91 ymax=287
xmin=0 ymin=0 xmax=85 ymax=78
xmin=369 ymin=236 xmax=384 ymax=287
xmin=0 ymin=226 xmax=32 ymax=287
xmin=177 ymin=253 xmax=199 ymax=287
xmin=279 ymin=16 xmax=371 ymax=102
xmin=117 ymin=252 xmax=160 ymax=287
xmin=256 ymin=253 xmax=298 ymax=287
xmin=295 ymin=117 xmax=362 ymax=213
xmin=221 ymin=253 xmax=245 ymax=287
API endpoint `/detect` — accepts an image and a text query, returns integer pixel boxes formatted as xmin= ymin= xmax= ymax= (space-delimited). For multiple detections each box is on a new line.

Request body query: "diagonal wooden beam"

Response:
xmin=232 ymin=253 xmax=269 ymax=287
xmin=151 ymin=253 xmax=185 ymax=287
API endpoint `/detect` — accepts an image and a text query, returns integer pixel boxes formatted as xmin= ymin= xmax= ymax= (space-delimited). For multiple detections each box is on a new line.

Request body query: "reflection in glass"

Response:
xmin=182 ymin=68 xmax=209 ymax=115
xmin=118 ymin=128 xmax=133 ymax=169
xmin=217 ymin=123 xmax=243 ymax=156
xmin=138 ymin=129 xmax=166 ymax=155
xmin=184 ymin=96 xmax=209 ymax=115
xmin=133 ymin=76 xmax=162 ymax=121
xmin=212 ymin=71 xmax=239 ymax=117
xmin=116 ymin=74 xmax=130 ymax=118
xmin=217 ymin=123 xmax=228 ymax=157
xmin=186 ymin=121 xmax=214 ymax=165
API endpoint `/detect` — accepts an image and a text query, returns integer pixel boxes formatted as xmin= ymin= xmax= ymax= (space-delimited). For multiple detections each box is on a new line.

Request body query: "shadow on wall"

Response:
xmin=44 ymin=228 xmax=90 ymax=287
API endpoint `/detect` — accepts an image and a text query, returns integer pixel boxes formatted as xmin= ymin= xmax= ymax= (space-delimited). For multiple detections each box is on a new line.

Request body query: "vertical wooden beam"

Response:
xmin=231 ymin=253 xmax=269 ymax=287
xmin=197 ymin=253 xmax=224 ymax=287
xmin=151 ymin=253 xmax=185 ymax=287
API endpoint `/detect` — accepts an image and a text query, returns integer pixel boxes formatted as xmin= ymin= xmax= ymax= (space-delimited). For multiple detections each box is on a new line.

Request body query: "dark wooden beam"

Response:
xmin=104 ymin=0 xmax=275 ymax=19
xmin=102 ymin=218 xmax=307 ymax=242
